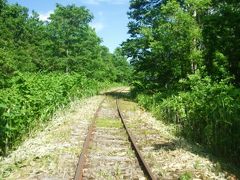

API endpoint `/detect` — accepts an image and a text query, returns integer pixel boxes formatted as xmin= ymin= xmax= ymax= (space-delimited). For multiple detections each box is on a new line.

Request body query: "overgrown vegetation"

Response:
xmin=0 ymin=73 xmax=109 ymax=155
xmin=1 ymin=0 xmax=239 ymax=169
xmin=0 ymin=0 xmax=131 ymax=155
xmin=123 ymin=0 xmax=240 ymax=166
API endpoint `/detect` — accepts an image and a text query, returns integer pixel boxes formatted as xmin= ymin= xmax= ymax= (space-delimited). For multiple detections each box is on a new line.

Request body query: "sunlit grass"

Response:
xmin=96 ymin=118 xmax=122 ymax=128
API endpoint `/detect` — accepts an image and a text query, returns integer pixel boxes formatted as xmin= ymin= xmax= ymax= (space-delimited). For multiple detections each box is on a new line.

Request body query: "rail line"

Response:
xmin=74 ymin=97 xmax=106 ymax=179
xmin=116 ymin=99 xmax=156 ymax=180
xmin=74 ymin=90 xmax=156 ymax=180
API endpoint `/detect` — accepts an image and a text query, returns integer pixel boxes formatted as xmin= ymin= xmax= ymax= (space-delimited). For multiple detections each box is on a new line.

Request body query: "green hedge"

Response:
xmin=0 ymin=72 xmax=110 ymax=155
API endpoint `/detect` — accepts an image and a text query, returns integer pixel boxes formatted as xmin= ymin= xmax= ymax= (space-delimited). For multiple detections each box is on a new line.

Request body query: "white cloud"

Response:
xmin=39 ymin=11 xmax=53 ymax=21
xmin=85 ymin=0 xmax=128 ymax=5
xmin=90 ymin=22 xmax=104 ymax=32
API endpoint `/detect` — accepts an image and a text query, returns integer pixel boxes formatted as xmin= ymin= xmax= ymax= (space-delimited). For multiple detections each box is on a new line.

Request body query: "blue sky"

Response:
xmin=8 ymin=0 xmax=130 ymax=52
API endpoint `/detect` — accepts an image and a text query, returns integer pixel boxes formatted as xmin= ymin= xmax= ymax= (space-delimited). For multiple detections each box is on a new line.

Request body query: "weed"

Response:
xmin=179 ymin=171 xmax=193 ymax=180
xmin=96 ymin=118 xmax=122 ymax=128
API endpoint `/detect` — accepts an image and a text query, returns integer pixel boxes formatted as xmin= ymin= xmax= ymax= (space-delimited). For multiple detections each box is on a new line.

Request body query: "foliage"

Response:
xmin=0 ymin=1 xmax=131 ymax=84
xmin=0 ymin=1 xmax=132 ymax=155
xmin=202 ymin=0 xmax=240 ymax=85
xmin=123 ymin=0 xmax=206 ymax=91
xmin=136 ymin=73 xmax=240 ymax=165
xmin=125 ymin=0 xmax=240 ymax=166
xmin=112 ymin=48 xmax=133 ymax=83
xmin=179 ymin=172 xmax=193 ymax=180
xmin=0 ymin=72 xmax=114 ymax=155
xmin=123 ymin=0 xmax=240 ymax=89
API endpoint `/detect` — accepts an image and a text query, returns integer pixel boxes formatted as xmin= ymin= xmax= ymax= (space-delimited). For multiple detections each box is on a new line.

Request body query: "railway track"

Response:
xmin=74 ymin=89 xmax=156 ymax=180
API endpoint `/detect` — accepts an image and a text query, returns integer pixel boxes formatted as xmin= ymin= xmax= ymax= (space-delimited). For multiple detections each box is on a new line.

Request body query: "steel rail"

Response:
xmin=74 ymin=88 xmax=156 ymax=180
xmin=116 ymin=98 xmax=157 ymax=180
xmin=74 ymin=97 xmax=106 ymax=180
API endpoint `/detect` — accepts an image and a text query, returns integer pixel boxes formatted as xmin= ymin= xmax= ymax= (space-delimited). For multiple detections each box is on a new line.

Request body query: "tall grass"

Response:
xmin=136 ymin=74 xmax=240 ymax=165
xmin=0 ymin=72 xmax=111 ymax=155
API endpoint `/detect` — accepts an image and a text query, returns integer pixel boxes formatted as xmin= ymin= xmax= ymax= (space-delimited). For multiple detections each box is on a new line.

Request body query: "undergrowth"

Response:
xmin=135 ymin=72 xmax=240 ymax=167
xmin=0 ymin=72 xmax=116 ymax=155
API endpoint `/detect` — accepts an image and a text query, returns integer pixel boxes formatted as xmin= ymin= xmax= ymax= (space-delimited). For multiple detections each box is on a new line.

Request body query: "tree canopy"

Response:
xmin=123 ymin=0 xmax=240 ymax=91
xmin=0 ymin=1 xmax=132 ymax=88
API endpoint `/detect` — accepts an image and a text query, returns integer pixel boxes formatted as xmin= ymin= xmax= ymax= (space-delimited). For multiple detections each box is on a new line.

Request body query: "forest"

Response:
xmin=0 ymin=0 xmax=239 ymax=168
xmin=123 ymin=0 xmax=240 ymax=166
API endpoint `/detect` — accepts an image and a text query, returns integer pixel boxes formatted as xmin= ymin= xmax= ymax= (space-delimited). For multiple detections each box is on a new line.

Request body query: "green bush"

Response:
xmin=0 ymin=72 xmax=110 ymax=155
xmin=136 ymin=73 xmax=240 ymax=165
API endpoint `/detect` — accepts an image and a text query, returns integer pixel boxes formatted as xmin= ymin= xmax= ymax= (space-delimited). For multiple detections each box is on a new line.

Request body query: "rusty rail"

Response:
xmin=74 ymin=97 xmax=106 ymax=180
xmin=116 ymin=99 xmax=157 ymax=180
xmin=74 ymin=89 xmax=156 ymax=180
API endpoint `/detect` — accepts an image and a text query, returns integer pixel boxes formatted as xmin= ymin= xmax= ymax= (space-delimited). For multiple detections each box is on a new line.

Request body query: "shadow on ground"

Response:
xmin=104 ymin=90 xmax=240 ymax=178
xmin=103 ymin=90 xmax=134 ymax=101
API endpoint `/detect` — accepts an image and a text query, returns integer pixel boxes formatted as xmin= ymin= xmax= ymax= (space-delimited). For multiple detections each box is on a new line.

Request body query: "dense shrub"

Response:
xmin=0 ymin=72 xmax=111 ymax=155
xmin=136 ymin=73 xmax=240 ymax=165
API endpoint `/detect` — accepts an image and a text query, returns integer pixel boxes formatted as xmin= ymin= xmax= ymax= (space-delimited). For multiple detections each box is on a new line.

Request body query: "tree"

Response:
xmin=202 ymin=0 xmax=240 ymax=85
xmin=112 ymin=48 xmax=132 ymax=83
xmin=123 ymin=0 xmax=204 ymax=91
xmin=0 ymin=1 xmax=131 ymax=86
xmin=47 ymin=4 xmax=95 ymax=72
xmin=0 ymin=2 xmax=35 ymax=87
